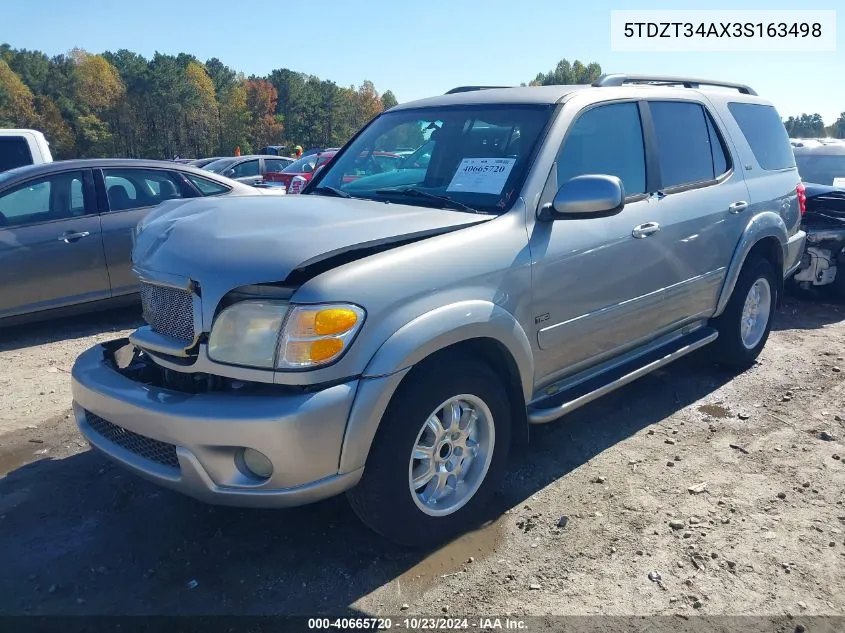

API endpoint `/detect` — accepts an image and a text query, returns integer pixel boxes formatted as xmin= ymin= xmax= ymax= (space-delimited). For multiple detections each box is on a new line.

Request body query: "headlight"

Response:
xmin=276 ymin=303 xmax=365 ymax=369
xmin=207 ymin=300 xmax=364 ymax=370
xmin=208 ymin=300 xmax=290 ymax=368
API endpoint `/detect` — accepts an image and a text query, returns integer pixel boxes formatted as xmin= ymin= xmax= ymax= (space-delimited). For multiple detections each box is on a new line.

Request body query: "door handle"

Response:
xmin=632 ymin=222 xmax=661 ymax=238
xmin=58 ymin=231 xmax=90 ymax=243
xmin=728 ymin=201 xmax=748 ymax=214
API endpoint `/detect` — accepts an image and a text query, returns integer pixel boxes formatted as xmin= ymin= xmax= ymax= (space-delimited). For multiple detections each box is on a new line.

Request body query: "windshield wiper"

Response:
xmin=374 ymin=187 xmax=485 ymax=214
xmin=311 ymin=186 xmax=352 ymax=198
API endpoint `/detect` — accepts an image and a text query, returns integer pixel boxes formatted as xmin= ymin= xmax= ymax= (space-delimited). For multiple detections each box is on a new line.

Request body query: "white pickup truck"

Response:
xmin=0 ymin=129 xmax=53 ymax=172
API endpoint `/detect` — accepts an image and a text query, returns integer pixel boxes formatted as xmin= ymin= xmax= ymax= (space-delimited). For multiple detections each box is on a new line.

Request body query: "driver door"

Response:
xmin=530 ymin=101 xmax=677 ymax=381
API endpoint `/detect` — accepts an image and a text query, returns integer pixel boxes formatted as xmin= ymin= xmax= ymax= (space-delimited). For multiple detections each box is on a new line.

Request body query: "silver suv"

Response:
xmin=71 ymin=74 xmax=806 ymax=547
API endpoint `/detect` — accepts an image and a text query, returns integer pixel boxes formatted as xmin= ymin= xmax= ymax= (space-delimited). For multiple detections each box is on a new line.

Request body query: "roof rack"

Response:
xmin=592 ymin=74 xmax=757 ymax=96
xmin=445 ymin=86 xmax=512 ymax=94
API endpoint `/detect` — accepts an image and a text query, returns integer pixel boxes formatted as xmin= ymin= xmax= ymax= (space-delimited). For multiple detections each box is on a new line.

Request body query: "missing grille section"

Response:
xmin=139 ymin=282 xmax=195 ymax=343
xmin=86 ymin=412 xmax=180 ymax=470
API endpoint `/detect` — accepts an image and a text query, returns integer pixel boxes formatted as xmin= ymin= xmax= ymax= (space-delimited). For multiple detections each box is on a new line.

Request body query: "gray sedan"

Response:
xmin=0 ymin=158 xmax=275 ymax=326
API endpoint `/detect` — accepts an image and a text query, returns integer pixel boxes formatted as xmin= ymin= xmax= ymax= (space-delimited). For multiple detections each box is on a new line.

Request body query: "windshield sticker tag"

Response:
xmin=833 ymin=177 xmax=845 ymax=188
xmin=447 ymin=158 xmax=516 ymax=195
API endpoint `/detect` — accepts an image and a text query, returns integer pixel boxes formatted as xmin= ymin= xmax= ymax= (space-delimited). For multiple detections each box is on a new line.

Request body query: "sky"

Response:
xmin=2 ymin=0 xmax=843 ymax=124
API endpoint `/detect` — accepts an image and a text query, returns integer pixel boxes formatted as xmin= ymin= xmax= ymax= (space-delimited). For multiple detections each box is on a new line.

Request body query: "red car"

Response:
xmin=262 ymin=150 xmax=403 ymax=193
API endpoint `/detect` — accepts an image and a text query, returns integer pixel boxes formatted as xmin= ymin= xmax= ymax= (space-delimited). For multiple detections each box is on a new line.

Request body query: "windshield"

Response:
xmin=283 ymin=154 xmax=320 ymax=173
xmin=796 ymin=154 xmax=845 ymax=187
xmin=308 ymin=105 xmax=553 ymax=214
xmin=203 ymin=158 xmax=237 ymax=173
xmin=398 ymin=139 xmax=435 ymax=169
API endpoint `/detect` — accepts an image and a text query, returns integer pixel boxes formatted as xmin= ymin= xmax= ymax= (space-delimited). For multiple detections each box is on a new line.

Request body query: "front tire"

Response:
xmin=347 ymin=355 xmax=511 ymax=547
xmin=710 ymin=255 xmax=778 ymax=367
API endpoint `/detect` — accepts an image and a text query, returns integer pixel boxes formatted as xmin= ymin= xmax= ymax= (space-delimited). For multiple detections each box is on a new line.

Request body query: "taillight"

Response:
xmin=289 ymin=175 xmax=307 ymax=194
xmin=796 ymin=182 xmax=807 ymax=216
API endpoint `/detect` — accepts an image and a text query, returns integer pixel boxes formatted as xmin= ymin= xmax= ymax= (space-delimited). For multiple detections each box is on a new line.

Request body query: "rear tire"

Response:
xmin=710 ymin=256 xmax=779 ymax=368
xmin=347 ymin=355 xmax=511 ymax=548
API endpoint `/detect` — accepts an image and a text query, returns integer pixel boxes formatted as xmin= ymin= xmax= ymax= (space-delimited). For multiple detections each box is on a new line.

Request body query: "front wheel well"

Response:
xmin=402 ymin=337 xmax=529 ymax=452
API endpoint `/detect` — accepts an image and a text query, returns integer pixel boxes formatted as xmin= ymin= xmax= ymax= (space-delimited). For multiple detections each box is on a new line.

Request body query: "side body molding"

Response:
xmin=713 ymin=211 xmax=788 ymax=318
xmin=338 ymin=301 xmax=534 ymax=474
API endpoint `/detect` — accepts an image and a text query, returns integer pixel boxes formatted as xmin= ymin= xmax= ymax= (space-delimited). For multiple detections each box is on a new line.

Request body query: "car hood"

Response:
xmin=132 ymin=193 xmax=490 ymax=307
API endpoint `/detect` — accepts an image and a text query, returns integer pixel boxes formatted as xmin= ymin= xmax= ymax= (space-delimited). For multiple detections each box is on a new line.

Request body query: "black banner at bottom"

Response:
xmin=0 ymin=616 xmax=841 ymax=633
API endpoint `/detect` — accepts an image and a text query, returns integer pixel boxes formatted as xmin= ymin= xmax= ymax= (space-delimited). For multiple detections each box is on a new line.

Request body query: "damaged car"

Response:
xmin=791 ymin=182 xmax=845 ymax=297
xmin=71 ymin=74 xmax=805 ymax=547
xmin=791 ymin=139 xmax=845 ymax=297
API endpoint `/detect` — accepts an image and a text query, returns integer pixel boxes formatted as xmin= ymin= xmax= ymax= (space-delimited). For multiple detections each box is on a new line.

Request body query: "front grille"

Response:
xmin=139 ymin=282 xmax=195 ymax=343
xmin=86 ymin=412 xmax=180 ymax=470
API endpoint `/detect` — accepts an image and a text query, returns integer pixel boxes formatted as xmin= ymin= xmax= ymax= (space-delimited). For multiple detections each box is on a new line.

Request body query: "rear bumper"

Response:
xmin=784 ymin=229 xmax=807 ymax=278
xmin=71 ymin=341 xmax=363 ymax=507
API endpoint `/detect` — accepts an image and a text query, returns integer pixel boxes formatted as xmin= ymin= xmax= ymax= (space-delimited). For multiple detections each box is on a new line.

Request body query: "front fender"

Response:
xmin=337 ymin=301 xmax=534 ymax=474
xmin=713 ymin=211 xmax=787 ymax=317
xmin=362 ymin=300 xmax=534 ymax=397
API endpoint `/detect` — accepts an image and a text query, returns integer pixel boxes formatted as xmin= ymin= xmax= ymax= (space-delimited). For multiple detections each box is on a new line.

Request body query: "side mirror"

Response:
xmin=538 ymin=174 xmax=625 ymax=221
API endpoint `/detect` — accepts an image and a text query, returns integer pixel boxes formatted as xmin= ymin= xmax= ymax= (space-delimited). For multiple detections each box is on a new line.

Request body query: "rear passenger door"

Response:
xmin=96 ymin=168 xmax=191 ymax=296
xmin=643 ymin=100 xmax=751 ymax=324
xmin=0 ymin=169 xmax=110 ymax=318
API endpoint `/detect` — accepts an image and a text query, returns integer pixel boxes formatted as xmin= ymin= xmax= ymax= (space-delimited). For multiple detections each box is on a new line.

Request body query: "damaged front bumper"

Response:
xmin=71 ymin=339 xmax=363 ymax=507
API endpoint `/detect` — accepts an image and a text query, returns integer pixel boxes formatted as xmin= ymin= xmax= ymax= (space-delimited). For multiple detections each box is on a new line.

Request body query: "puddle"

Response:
xmin=396 ymin=511 xmax=507 ymax=595
xmin=698 ymin=403 xmax=730 ymax=419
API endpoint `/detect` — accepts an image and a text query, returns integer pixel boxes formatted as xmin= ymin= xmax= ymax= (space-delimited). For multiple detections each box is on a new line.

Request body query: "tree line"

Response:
xmin=2 ymin=46 xmax=842 ymax=160
xmin=0 ymin=43 xmax=396 ymax=159
xmin=784 ymin=113 xmax=845 ymax=139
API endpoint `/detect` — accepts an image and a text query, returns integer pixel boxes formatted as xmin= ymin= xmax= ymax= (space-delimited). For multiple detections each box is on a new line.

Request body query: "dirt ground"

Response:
xmin=0 ymin=295 xmax=843 ymax=619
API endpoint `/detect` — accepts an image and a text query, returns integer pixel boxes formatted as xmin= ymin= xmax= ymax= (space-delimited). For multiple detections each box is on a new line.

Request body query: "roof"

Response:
xmin=389 ymin=73 xmax=763 ymax=111
xmin=390 ymin=85 xmax=590 ymax=110
xmin=0 ymin=128 xmax=48 ymax=137
xmin=0 ymin=157 xmax=252 ymax=189
xmin=213 ymin=155 xmax=265 ymax=161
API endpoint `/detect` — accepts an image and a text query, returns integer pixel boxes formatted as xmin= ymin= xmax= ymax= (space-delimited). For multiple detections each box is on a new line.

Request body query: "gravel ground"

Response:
xmin=0 ymin=295 xmax=843 ymax=618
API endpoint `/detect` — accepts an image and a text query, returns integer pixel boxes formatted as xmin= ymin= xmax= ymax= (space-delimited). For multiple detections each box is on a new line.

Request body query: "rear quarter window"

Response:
xmin=186 ymin=174 xmax=232 ymax=196
xmin=728 ymin=102 xmax=795 ymax=171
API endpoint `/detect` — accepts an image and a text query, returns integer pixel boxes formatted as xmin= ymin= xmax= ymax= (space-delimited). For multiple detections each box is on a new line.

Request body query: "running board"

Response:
xmin=527 ymin=327 xmax=718 ymax=424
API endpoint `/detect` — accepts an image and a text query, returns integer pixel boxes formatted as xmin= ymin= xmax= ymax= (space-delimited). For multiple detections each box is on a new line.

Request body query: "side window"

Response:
xmin=727 ymin=102 xmax=795 ymax=171
xmin=0 ymin=171 xmax=88 ymax=227
xmin=104 ymin=174 xmax=138 ymax=211
xmin=264 ymin=159 xmax=288 ymax=174
xmin=71 ymin=178 xmax=85 ymax=212
xmin=103 ymin=168 xmax=182 ymax=211
xmin=557 ymin=102 xmax=646 ymax=196
xmin=231 ymin=160 xmax=259 ymax=178
xmin=649 ymin=101 xmax=728 ymax=188
xmin=186 ymin=174 xmax=232 ymax=196
xmin=143 ymin=172 xmax=184 ymax=201
xmin=103 ymin=169 xmax=184 ymax=211
xmin=0 ymin=136 xmax=34 ymax=172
